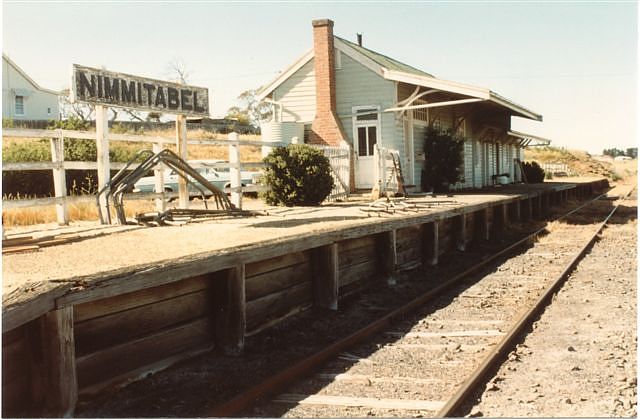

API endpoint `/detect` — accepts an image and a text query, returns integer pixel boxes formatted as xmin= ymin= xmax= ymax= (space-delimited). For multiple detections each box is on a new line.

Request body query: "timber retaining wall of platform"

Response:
xmin=2 ymin=179 xmax=609 ymax=417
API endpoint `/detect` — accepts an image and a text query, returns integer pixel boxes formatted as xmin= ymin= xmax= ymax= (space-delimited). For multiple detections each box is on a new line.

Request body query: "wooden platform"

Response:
xmin=2 ymin=178 xmax=608 ymax=416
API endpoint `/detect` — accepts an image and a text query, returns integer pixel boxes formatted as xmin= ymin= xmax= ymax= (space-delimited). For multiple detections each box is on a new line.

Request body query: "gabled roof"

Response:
xmin=257 ymin=36 xmax=542 ymax=122
xmin=2 ymin=53 xmax=61 ymax=96
xmin=337 ymin=36 xmax=434 ymax=79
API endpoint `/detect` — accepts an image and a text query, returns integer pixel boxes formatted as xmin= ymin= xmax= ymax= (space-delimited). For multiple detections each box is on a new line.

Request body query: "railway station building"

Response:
xmin=258 ymin=19 xmax=548 ymax=191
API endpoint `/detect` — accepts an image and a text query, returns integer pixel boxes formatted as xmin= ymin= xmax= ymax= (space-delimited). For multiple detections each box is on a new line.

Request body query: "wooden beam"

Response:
xmin=274 ymin=393 xmax=445 ymax=412
xmin=422 ymin=221 xmax=439 ymax=266
xmin=385 ymin=98 xmax=484 ymax=113
xmin=311 ymin=243 xmax=339 ymax=310
xmin=228 ymin=132 xmax=242 ymax=209
xmin=455 ymin=214 xmax=466 ymax=251
xmin=95 ymin=105 xmax=110 ymax=224
xmin=510 ymin=199 xmax=521 ymax=222
xmin=27 ymin=307 xmax=77 ymax=417
xmin=152 ymin=142 xmax=166 ymax=213
xmin=377 ymin=230 xmax=397 ymax=285
xmin=474 ymin=208 xmax=490 ymax=241
xmin=214 ymin=265 xmax=246 ymax=356
xmin=50 ymin=135 xmax=68 ymax=225
xmin=176 ymin=114 xmax=189 ymax=209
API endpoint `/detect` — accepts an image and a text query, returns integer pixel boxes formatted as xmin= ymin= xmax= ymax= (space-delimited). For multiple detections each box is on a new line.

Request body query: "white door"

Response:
xmin=353 ymin=106 xmax=380 ymax=189
xmin=355 ymin=125 xmax=378 ymax=188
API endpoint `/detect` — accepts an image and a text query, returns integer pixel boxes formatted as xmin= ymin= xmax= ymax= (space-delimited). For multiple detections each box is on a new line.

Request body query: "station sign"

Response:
xmin=70 ymin=64 xmax=209 ymax=117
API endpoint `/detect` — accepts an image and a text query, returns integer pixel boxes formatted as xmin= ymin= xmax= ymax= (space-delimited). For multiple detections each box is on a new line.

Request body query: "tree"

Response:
xmin=165 ymin=57 xmax=190 ymax=84
xmin=603 ymin=148 xmax=625 ymax=158
xmin=225 ymin=106 xmax=251 ymax=126
xmin=226 ymin=89 xmax=272 ymax=127
xmin=626 ymin=148 xmax=637 ymax=159
xmin=59 ymin=89 xmax=95 ymax=122
xmin=421 ymin=128 xmax=464 ymax=192
xmin=146 ymin=111 xmax=163 ymax=122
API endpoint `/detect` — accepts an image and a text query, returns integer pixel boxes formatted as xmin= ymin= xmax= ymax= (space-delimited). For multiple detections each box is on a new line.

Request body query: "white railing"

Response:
xmin=373 ymin=145 xmax=403 ymax=197
xmin=2 ymin=128 xmax=283 ymax=224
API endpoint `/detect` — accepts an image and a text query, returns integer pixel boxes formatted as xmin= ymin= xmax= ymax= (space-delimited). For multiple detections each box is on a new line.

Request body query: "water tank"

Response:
xmin=260 ymin=121 xmax=304 ymax=144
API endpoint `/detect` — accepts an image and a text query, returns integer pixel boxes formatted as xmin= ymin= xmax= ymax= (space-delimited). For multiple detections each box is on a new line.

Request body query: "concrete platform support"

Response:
xmin=27 ymin=307 xmax=77 ymax=417
xmin=455 ymin=214 xmax=467 ymax=251
xmin=422 ymin=221 xmax=439 ymax=266
xmin=311 ymin=243 xmax=339 ymax=310
xmin=377 ymin=230 xmax=397 ymax=285
xmin=214 ymin=264 xmax=246 ymax=356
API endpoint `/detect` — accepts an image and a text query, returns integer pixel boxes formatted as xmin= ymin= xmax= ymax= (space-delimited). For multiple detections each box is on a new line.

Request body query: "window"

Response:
xmin=353 ymin=106 xmax=380 ymax=157
xmin=15 ymin=96 xmax=24 ymax=115
xmin=412 ymin=99 xmax=429 ymax=122
xmin=47 ymin=107 xmax=51 ymax=115
xmin=335 ymin=49 xmax=342 ymax=70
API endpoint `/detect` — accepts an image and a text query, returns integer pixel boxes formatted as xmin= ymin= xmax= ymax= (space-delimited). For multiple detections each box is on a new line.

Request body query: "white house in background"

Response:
xmin=258 ymin=19 xmax=550 ymax=191
xmin=2 ymin=54 xmax=60 ymax=121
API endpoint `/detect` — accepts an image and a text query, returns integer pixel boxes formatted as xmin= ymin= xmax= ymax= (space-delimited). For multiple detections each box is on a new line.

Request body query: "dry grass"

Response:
xmin=524 ymin=146 xmax=622 ymax=180
xmin=3 ymin=200 xmax=157 ymax=227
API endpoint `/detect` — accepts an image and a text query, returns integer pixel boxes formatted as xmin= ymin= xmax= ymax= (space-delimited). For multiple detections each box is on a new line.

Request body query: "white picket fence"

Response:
xmin=315 ymin=143 xmax=351 ymax=202
xmin=540 ymin=162 xmax=572 ymax=176
xmin=2 ymin=128 xmax=281 ymax=224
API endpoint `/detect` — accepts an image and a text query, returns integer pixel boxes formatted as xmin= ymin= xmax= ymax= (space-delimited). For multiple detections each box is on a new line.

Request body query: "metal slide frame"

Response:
xmin=96 ymin=149 xmax=238 ymax=225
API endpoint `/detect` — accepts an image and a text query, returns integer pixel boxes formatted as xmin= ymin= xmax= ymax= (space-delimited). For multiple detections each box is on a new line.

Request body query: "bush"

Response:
xmin=522 ymin=161 xmax=545 ymax=183
xmin=421 ymin=128 xmax=464 ymax=193
xmin=261 ymin=144 xmax=333 ymax=206
xmin=48 ymin=116 xmax=91 ymax=131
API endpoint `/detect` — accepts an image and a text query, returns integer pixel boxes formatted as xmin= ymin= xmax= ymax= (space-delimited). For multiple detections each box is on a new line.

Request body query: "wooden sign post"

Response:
xmin=70 ymin=64 xmax=210 ymax=223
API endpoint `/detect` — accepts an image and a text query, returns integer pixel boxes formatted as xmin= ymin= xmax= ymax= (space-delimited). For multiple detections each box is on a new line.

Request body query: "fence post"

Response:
xmin=152 ymin=142 xmax=166 ymax=212
xmin=95 ymin=105 xmax=110 ymax=224
xmin=176 ymin=114 xmax=189 ymax=209
xmin=228 ymin=132 xmax=242 ymax=209
xmin=50 ymin=132 xmax=68 ymax=225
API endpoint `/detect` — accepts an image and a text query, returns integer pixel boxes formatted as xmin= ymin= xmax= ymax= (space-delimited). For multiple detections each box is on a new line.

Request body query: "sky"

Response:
xmin=2 ymin=1 xmax=637 ymax=154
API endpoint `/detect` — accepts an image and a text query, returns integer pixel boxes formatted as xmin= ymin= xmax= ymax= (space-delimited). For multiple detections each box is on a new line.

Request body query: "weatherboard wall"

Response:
xmin=272 ymin=58 xmax=317 ymax=123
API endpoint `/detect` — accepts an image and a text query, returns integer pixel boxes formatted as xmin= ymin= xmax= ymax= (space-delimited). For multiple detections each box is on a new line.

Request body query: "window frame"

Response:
xmin=14 ymin=95 xmax=25 ymax=116
xmin=352 ymin=105 xmax=381 ymax=158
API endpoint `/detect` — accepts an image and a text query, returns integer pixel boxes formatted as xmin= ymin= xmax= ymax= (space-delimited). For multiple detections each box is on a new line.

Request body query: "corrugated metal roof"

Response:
xmin=336 ymin=36 xmax=435 ymax=79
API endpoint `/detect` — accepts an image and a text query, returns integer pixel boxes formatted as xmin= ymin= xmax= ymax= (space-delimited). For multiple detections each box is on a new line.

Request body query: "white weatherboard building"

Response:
xmin=2 ymin=54 xmax=60 ymax=121
xmin=259 ymin=19 xmax=550 ymax=191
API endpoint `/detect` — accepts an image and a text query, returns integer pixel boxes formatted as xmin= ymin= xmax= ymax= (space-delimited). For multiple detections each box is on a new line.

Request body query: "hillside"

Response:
xmin=524 ymin=146 xmax=636 ymax=181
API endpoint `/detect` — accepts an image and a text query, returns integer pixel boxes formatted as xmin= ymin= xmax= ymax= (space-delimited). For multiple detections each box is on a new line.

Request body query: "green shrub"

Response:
xmin=421 ymin=128 xmax=464 ymax=193
xmin=3 ymin=140 xmax=51 ymax=162
xmin=545 ymin=171 xmax=554 ymax=180
xmin=48 ymin=116 xmax=91 ymax=131
xmin=522 ymin=161 xmax=545 ymax=183
xmin=261 ymin=144 xmax=334 ymax=206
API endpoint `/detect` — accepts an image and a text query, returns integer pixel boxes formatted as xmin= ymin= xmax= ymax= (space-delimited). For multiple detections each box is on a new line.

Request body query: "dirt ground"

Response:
xmin=463 ymin=189 xmax=637 ymax=417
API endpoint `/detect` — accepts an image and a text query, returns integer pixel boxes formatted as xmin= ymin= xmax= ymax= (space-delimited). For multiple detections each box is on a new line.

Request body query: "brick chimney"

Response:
xmin=310 ymin=19 xmax=346 ymax=146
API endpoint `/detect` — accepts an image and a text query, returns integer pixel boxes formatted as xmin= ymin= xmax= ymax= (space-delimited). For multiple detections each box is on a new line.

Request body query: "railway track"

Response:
xmin=211 ymin=184 xmax=635 ymax=418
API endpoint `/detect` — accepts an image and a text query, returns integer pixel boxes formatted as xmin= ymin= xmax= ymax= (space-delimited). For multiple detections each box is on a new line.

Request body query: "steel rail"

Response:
xmin=435 ymin=186 xmax=635 ymax=417
xmin=208 ymin=190 xmax=615 ymax=417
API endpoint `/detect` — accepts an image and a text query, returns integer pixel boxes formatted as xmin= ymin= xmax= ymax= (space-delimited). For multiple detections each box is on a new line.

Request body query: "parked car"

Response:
xmin=132 ymin=160 xmax=259 ymax=194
